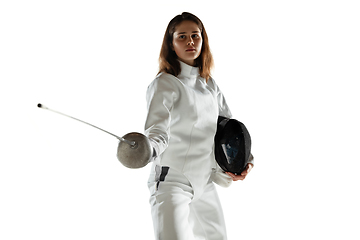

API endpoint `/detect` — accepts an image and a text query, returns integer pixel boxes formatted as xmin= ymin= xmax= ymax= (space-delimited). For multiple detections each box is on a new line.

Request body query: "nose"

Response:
xmin=187 ymin=37 xmax=194 ymax=45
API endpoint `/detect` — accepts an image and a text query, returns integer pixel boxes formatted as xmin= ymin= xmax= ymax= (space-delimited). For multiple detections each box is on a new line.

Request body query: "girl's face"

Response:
xmin=172 ymin=20 xmax=202 ymax=66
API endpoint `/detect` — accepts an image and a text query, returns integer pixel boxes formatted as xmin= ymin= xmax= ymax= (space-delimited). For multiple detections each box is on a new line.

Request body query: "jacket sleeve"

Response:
xmin=208 ymin=78 xmax=233 ymax=187
xmin=214 ymin=80 xmax=232 ymax=119
xmin=144 ymin=74 xmax=179 ymax=159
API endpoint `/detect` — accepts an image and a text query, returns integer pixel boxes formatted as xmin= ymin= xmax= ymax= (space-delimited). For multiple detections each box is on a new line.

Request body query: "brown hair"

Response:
xmin=158 ymin=12 xmax=214 ymax=81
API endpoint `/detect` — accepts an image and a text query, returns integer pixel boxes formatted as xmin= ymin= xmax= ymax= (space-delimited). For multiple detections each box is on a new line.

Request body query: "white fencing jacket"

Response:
xmin=145 ymin=61 xmax=234 ymax=197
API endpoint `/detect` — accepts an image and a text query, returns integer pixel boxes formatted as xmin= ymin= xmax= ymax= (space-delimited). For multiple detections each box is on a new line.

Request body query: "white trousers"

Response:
xmin=148 ymin=167 xmax=228 ymax=240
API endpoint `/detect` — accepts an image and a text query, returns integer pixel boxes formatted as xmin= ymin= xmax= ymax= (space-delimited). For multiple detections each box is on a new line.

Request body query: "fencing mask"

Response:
xmin=214 ymin=116 xmax=252 ymax=174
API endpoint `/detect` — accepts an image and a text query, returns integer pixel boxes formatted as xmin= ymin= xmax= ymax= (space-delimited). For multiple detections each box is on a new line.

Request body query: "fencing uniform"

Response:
xmin=145 ymin=61 xmax=235 ymax=240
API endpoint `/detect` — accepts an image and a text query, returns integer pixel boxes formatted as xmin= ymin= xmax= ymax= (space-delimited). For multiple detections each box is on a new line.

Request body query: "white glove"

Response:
xmin=211 ymin=163 xmax=233 ymax=188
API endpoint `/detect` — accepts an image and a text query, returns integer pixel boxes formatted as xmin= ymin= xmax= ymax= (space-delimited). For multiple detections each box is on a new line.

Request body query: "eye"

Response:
xmin=192 ymin=34 xmax=199 ymax=38
xmin=179 ymin=35 xmax=186 ymax=39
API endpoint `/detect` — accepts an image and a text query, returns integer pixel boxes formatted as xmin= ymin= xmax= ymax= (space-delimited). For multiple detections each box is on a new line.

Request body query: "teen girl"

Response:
xmin=144 ymin=12 xmax=254 ymax=240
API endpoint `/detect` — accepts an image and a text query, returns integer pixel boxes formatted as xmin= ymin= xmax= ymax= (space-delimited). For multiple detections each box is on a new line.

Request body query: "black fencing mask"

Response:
xmin=214 ymin=116 xmax=252 ymax=174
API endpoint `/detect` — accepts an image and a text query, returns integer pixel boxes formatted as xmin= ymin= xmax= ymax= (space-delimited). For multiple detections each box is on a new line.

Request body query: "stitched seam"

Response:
xmin=182 ymin=123 xmax=195 ymax=172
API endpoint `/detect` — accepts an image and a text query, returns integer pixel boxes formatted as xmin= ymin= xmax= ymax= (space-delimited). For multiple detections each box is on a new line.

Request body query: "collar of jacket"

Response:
xmin=178 ymin=60 xmax=200 ymax=79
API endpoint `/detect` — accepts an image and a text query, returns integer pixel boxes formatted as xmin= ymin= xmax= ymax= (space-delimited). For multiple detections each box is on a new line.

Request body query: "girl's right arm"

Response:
xmin=144 ymin=74 xmax=179 ymax=160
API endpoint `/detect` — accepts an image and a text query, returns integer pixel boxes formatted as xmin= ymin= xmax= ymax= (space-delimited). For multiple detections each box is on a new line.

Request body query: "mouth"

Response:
xmin=186 ymin=48 xmax=196 ymax=52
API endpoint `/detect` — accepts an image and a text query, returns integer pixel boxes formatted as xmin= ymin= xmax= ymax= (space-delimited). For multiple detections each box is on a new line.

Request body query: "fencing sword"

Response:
xmin=37 ymin=103 xmax=153 ymax=169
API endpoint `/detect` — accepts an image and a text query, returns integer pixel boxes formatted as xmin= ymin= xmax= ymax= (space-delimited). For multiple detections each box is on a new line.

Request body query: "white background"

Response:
xmin=1 ymin=0 xmax=359 ymax=239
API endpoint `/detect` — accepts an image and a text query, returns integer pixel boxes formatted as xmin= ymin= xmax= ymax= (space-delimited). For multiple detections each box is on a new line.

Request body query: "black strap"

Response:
xmin=156 ymin=166 xmax=170 ymax=190
xmin=218 ymin=116 xmax=230 ymax=130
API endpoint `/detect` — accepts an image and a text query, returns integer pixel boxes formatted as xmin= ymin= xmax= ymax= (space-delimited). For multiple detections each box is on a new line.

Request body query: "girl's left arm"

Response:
xmin=213 ymin=78 xmax=255 ymax=181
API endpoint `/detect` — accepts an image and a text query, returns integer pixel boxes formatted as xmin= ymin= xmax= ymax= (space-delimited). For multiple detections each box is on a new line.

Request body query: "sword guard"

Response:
xmin=117 ymin=132 xmax=152 ymax=169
